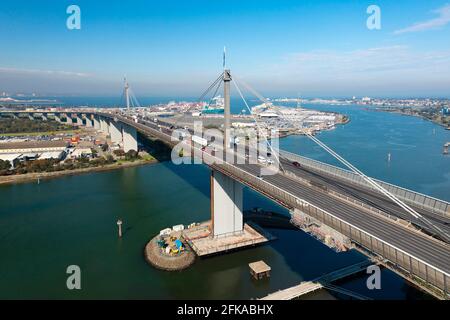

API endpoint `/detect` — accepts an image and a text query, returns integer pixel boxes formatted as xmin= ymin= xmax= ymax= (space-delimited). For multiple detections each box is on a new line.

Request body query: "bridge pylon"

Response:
xmin=210 ymin=169 xmax=244 ymax=237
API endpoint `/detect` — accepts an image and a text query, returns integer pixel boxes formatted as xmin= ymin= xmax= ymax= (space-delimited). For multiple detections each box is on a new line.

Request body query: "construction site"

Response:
xmin=145 ymin=220 xmax=274 ymax=271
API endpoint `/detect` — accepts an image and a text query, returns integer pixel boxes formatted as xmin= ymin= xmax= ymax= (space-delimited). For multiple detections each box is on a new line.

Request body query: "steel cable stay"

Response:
xmin=120 ymin=77 xmax=141 ymax=109
xmin=232 ymin=77 xmax=286 ymax=174
xmin=305 ymin=132 xmax=450 ymax=242
xmin=232 ymin=75 xmax=450 ymax=243
xmin=170 ymin=72 xmax=224 ymax=130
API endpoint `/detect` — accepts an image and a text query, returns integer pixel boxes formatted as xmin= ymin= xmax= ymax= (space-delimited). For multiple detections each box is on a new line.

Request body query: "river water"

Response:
xmin=0 ymin=103 xmax=448 ymax=299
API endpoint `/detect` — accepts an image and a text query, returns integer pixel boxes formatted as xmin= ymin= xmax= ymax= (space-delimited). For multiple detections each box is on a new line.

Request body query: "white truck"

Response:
xmin=192 ymin=135 xmax=208 ymax=147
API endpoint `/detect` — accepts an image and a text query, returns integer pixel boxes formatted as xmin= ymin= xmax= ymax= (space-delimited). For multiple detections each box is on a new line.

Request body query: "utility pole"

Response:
xmin=117 ymin=219 xmax=123 ymax=238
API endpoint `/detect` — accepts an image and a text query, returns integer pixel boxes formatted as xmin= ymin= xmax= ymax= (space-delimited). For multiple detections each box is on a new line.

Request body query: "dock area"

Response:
xmin=184 ymin=221 xmax=274 ymax=257
xmin=260 ymin=260 xmax=373 ymax=300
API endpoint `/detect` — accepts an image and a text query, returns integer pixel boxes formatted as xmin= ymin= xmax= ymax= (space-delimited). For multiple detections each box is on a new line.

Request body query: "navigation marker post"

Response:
xmin=117 ymin=219 xmax=123 ymax=238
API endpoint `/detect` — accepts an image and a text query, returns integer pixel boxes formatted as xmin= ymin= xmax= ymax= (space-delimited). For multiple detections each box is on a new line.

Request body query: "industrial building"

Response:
xmin=0 ymin=140 xmax=68 ymax=168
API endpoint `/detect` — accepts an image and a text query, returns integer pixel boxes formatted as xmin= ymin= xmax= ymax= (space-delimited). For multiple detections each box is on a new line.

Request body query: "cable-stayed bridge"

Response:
xmin=1 ymin=70 xmax=449 ymax=298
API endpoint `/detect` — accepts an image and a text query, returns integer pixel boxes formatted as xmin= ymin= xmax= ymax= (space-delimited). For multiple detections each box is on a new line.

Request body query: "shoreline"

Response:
xmin=374 ymin=109 xmax=449 ymax=129
xmin=0 ymin=159 xmax=158 ymax=186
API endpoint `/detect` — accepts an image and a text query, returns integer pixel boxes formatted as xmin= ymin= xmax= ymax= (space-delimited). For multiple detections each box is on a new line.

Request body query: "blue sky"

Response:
xmin=0 ymin=0 xmax=449 ymax=97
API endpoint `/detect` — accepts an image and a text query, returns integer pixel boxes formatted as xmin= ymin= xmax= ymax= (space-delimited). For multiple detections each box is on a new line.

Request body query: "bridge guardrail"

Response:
xmin=280 ymin=150 xmax=450 ymax=218
xmin=283 ymin=170 xmax=401 ymax=222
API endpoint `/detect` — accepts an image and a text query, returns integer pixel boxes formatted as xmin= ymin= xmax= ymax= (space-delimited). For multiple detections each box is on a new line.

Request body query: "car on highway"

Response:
xmin=258 ymin=156 xmax=267 ymax=163
xmin=292 ymin=161 xmax=301 ymax=168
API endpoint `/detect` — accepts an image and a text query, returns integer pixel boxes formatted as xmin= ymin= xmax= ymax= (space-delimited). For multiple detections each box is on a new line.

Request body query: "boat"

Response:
xmin=202 ymin=95 xmax=224 ymax=114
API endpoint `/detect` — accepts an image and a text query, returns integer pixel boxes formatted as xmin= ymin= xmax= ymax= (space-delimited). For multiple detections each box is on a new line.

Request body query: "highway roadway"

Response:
xmin=277 ymin=158 xmax=450 ymax=236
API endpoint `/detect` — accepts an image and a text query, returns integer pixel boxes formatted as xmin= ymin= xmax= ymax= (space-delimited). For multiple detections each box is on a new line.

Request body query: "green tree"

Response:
xmin=0 ymin=160 xmax=11 ymax=171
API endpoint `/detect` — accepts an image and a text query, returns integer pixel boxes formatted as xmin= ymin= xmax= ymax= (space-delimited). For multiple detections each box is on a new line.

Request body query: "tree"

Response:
xmin=105 ymin=155 xmax=114 ymax=164
xmin=113 ymin=149 xmax=125 ymax=157
xmin=0 ymin=160 xmax=11 ymax=171
xmin=125 ymin=150 xmax=139 ymax=161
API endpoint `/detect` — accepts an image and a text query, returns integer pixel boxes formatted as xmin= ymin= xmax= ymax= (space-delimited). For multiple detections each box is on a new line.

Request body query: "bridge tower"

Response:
xmin=209 ymin=50 xmax=244 ymax=238
xmin=124 ymin=77 xmax=130 ymax=111
xmin=223 ymin=69 xmax=232 ymax=150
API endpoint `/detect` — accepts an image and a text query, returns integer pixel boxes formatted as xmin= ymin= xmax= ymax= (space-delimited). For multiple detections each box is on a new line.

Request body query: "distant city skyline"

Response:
xmin=1 ymin=0 xmax=450 ymax=98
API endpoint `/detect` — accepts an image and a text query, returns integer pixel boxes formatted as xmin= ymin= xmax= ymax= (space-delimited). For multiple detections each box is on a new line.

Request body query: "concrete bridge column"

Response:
xmin=122 ymin=124 xmax=137 ymax=152
xmin=75 ymin=115 xmax=84 ymax=126
xmin=109 ymin=121 xmax=123 ymax=144
xmin=41 ymin=114 xmax=47 ymax=121
xmin=100 ymin=118 xmax=110 ymax=134
xmin=84 ymin=115 xmax=93 ymax=127
xmin=28 ymin=114 xmax=34 ymax=121
xmin=210 ymin=170 xmax=244 ymax=238
xmin=64 ymin=114 xmax=73 ymax=125
xmin=54 ymin=114 xmax=61 ymax=123
xmin=92 ymin=116 xmax=101 ymax=130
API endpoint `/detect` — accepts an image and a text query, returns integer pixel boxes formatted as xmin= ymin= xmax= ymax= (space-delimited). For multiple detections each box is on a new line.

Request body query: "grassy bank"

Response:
xmin=0 ymin=158 xmax=158 ymax=186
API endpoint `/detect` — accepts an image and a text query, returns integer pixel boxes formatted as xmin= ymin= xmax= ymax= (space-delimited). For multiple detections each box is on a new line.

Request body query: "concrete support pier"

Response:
xmin=84 ymin=115 xmax=93 ymax=127
xmin=100 ymin=118 xmax=109 ymax=134
xmin=64 ymin=114 xmax=73 ymax=125
xmin=109 ymin=121 xmax=123 ymax=144
xmin=123 ymin=124 xmax=138 ymax=152
xmin=211 ymin=170 xmax=243 ymax=238
xmin=75 ymin=116 xmax=84 ymax=126
xmin=92 ymin=116 xmax=101 ymax=130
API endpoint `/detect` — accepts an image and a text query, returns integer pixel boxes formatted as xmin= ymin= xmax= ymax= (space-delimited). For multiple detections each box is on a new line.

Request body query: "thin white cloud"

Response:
xmin=276 ymin=46 xmax=450 ymax=77
xmin=0 ymin=67 xmax=91 ymax=78
xmin=245 ymin=46 xmax=450 ymax=96
xmin=394 ymin=4 xmax=450 ymax=35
